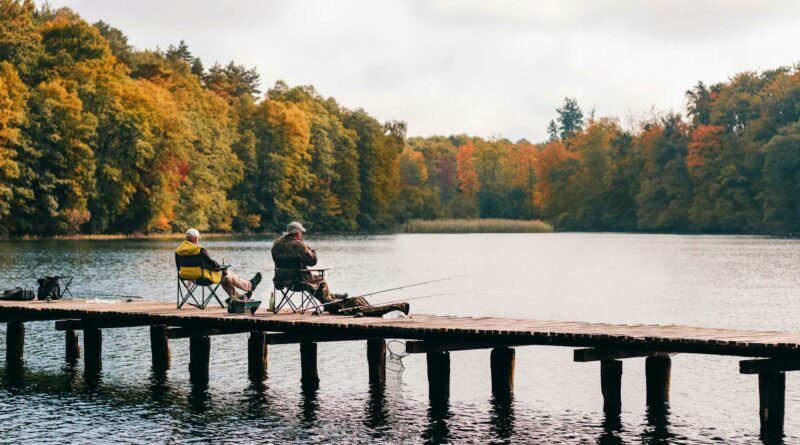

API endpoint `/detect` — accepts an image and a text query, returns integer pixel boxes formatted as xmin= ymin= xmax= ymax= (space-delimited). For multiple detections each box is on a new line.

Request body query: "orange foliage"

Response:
xmin=686 ymin=125 xmax=724 ymax=174
xmin=509 ymin=142 xmax=537 ymax=188
xmin=455 ymin=141 xmax=479 ymax=197
xmin=533 ymin=140 xmax=579 ymax=206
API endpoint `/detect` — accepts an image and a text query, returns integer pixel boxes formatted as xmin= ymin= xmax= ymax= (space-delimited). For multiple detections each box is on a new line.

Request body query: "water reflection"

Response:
xmin=188 ymin=381 xmax=211 ymax=414
xmin=642 ymin=405 xmax=672 ymax=444
xmin=761 ymin=427 xmax=785 ymax=445
xmin=422 ymin=399 xmax=452 ymax=444
xmin=300 ymin=386 xmax=319 ymax=425
xmin=1 ymin=366 xmax=25 ymax=392
xmin=242 ymin=381 xmax=269 ymax=420
xmin=597 ymin=413 xmax=623 ymax=445
xmin=489 ymin=395 xmax=515 ymax=443
xmin=364 ymin=383 xmax=388 ymax=434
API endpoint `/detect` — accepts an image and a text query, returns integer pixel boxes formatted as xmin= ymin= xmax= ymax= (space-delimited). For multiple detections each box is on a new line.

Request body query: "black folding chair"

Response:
xmin=177 ymin=265 xmax=229 ymax=309
xmin=272 ymin=268 xmax=327 ymax=315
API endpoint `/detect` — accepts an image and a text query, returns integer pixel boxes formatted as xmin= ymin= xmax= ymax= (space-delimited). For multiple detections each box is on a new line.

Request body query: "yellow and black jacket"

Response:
xmin=175 ymin=240 xmax=223 ymax=284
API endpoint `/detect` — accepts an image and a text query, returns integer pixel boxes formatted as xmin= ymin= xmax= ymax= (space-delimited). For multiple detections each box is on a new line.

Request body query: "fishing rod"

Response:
xmin=354 ymin=275 xmax=467 ymax=299
xmin=74 ymin=291 xmax=144 ymax=300
xmin=311 ymin=275 xmax=467 ymax=310
xmin=338 ymin=290 xmax=467 ymax=314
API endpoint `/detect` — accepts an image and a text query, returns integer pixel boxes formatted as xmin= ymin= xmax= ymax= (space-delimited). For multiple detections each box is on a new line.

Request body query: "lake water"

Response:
xmin=0 ymin=233 xmax=798 ymax=444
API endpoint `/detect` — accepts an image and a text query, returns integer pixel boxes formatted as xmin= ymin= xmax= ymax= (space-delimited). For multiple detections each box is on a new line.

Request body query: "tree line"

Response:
xmin=0 ymin=1 xmax=798 ymax=236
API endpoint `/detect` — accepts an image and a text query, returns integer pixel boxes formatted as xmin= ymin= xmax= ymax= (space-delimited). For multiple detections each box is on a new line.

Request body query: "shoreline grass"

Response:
xmin=403 ymin=218 xmax=554 ymax=234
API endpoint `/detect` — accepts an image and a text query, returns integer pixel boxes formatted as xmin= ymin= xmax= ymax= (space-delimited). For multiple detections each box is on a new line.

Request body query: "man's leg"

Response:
xmin=311 ymin=279 xmax=334 ymax=303
xmin=221 ymin=272 xmax=253 ymax=298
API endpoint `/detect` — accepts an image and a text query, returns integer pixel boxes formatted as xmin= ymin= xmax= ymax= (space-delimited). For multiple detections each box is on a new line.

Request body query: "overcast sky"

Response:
xmin=50 ymin=0 xmax=800 ymax=141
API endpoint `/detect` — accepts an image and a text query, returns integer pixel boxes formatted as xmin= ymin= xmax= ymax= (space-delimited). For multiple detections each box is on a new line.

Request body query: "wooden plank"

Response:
xmin=266 ymin=333 xmax=373 ymax=345
xmin=573 ymin=348 xmax=670 ymax=362
xmin=166 ymin=327 xmax=251 ymax=339
xmin=406 ymin=340 xmax=524 ymax=353
xmin=55 ymin=319 xmax=153 ymax=330
xmin=740 ymin=359 xmax=800 ymax=375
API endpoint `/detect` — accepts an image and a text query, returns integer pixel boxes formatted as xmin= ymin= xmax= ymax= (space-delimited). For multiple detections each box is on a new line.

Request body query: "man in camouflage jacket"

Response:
xmin=271 ymin=222 xmax=409 ymax=316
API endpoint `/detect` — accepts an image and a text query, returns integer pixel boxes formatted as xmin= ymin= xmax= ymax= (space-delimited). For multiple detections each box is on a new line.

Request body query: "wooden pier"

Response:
xmin=2 ymin=299 xmax=800 ymax=437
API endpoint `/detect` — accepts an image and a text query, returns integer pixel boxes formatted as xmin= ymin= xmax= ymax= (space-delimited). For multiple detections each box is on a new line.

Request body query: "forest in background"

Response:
xmin=0 ymin=1 xmax=798 ymax=236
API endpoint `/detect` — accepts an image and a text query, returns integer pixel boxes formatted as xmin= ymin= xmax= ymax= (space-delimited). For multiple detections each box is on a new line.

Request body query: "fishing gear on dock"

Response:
xmin=340 ymin=291 xmax=465 ymax=316
xmin=313 ymin=275 xmax=467 ymax=311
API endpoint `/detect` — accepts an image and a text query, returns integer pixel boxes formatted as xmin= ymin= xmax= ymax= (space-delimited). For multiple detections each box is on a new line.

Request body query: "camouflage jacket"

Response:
xmin=271 ymin=235 xmax=318 ymax=288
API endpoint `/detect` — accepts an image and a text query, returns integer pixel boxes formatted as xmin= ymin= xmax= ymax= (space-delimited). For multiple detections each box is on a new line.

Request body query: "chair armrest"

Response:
xmin=208 ymin=264 xmax=231 ymax=271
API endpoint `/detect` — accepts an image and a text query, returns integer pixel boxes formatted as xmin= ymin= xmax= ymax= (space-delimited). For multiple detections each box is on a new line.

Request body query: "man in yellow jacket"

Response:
xmin=175 ymin=228 xmax=262 ymax=300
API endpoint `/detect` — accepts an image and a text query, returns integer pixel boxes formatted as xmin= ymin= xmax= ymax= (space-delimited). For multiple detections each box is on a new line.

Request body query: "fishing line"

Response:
xmin=315 ymin=275 xmax=468 ymax=310
xmin=338 ymin=290 xmax=467 ymax=314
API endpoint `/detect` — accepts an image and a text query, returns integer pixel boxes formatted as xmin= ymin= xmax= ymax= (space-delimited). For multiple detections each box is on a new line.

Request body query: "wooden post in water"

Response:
xmin=300 ymin=342 xmax=319 ymax=389
xmin=65 ymin=329 xmax=80 ymax=364
xmin=600 ymin=360 xmax=623 ymax=415
xmin=6 ymin=321 xmax=24 ymax=370
xmin=490 ymin=347 xmax=515 ymax=400
xmin=83 ymin=327 xmax=102 ymax=374
xmin=367 ymin=339 xmax=386 ymax=386
xmin=758 ymin=372 xmax=785 ymax=434
xmin=189 ymin=336 xmax=211 ymax=383
xmin=427 ymin=350 xmax=450 ymax=406
xmin=248 ymin=331 xmax=268 ymax=381
xmin=645 ymin=355 xmax=671 ymax=406
xmin=150 ymin=325 xmax=170 ymax=374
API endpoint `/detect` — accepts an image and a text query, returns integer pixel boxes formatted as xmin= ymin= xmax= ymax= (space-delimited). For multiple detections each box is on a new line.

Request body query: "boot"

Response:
xmin=246 ymin=272 xmax=262 ymax=298
xmin=250 ymin=272 xmax=263 ymax=290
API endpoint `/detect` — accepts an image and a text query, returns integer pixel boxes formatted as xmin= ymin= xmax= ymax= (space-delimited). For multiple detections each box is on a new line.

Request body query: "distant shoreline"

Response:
xmin=3 ymin=218 xmax=794 ymax=240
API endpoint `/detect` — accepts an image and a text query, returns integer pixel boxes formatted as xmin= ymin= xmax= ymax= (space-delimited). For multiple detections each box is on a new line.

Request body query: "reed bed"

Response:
xmin=403 ymin=218 xmax=553 ymax=233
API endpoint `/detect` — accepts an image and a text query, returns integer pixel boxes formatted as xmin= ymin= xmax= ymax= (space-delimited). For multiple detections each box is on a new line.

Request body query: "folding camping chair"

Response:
xmin=177 ymin=264 xmax=229 ymax=309
xmin=272 ymin=268 xmax=328 ymax=315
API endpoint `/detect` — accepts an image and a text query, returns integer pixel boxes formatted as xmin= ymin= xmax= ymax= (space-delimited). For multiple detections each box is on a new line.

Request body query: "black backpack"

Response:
xmin=0 ymin=288 xmax=35 ymax=301
xmin=37 ymin=277 xmax=62 ymax=300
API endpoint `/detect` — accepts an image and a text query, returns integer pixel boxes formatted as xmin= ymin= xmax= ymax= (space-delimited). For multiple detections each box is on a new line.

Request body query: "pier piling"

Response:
xmin=427 ymin=350 xmax=451 ymax=406
xmin=367 ymin=339 xmax=386 ymax=386
xmin=65 ymin=329 xmax=80 ymax=364
xmin=189 ymin=336 xmax=211 ymax=383
xmin=83 ymin=327 xmax=102 ymax=374
xmin=6 ymin=321 xmax=24 ymax=370
xmin=645 ymin=355 xmax=671 ymax=406
xmin=248 ymin=331 xmax=268 ymax=381
xmin=150 ymin=325 xmax=171 ymax=374
xmin=758 ymin=372 xmax=785 ymax=434
xmin=300 ymin=342 xmax=319 ymax=390
xmin=600 ymin=360 xmax=623 ymax=415
xmin=490 ymin=347 xmax=515 ymax=400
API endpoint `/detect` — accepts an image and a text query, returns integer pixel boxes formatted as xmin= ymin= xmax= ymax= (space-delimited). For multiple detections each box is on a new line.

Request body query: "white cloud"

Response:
xmin=47 ymin=0 xmax=800 ymax=141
